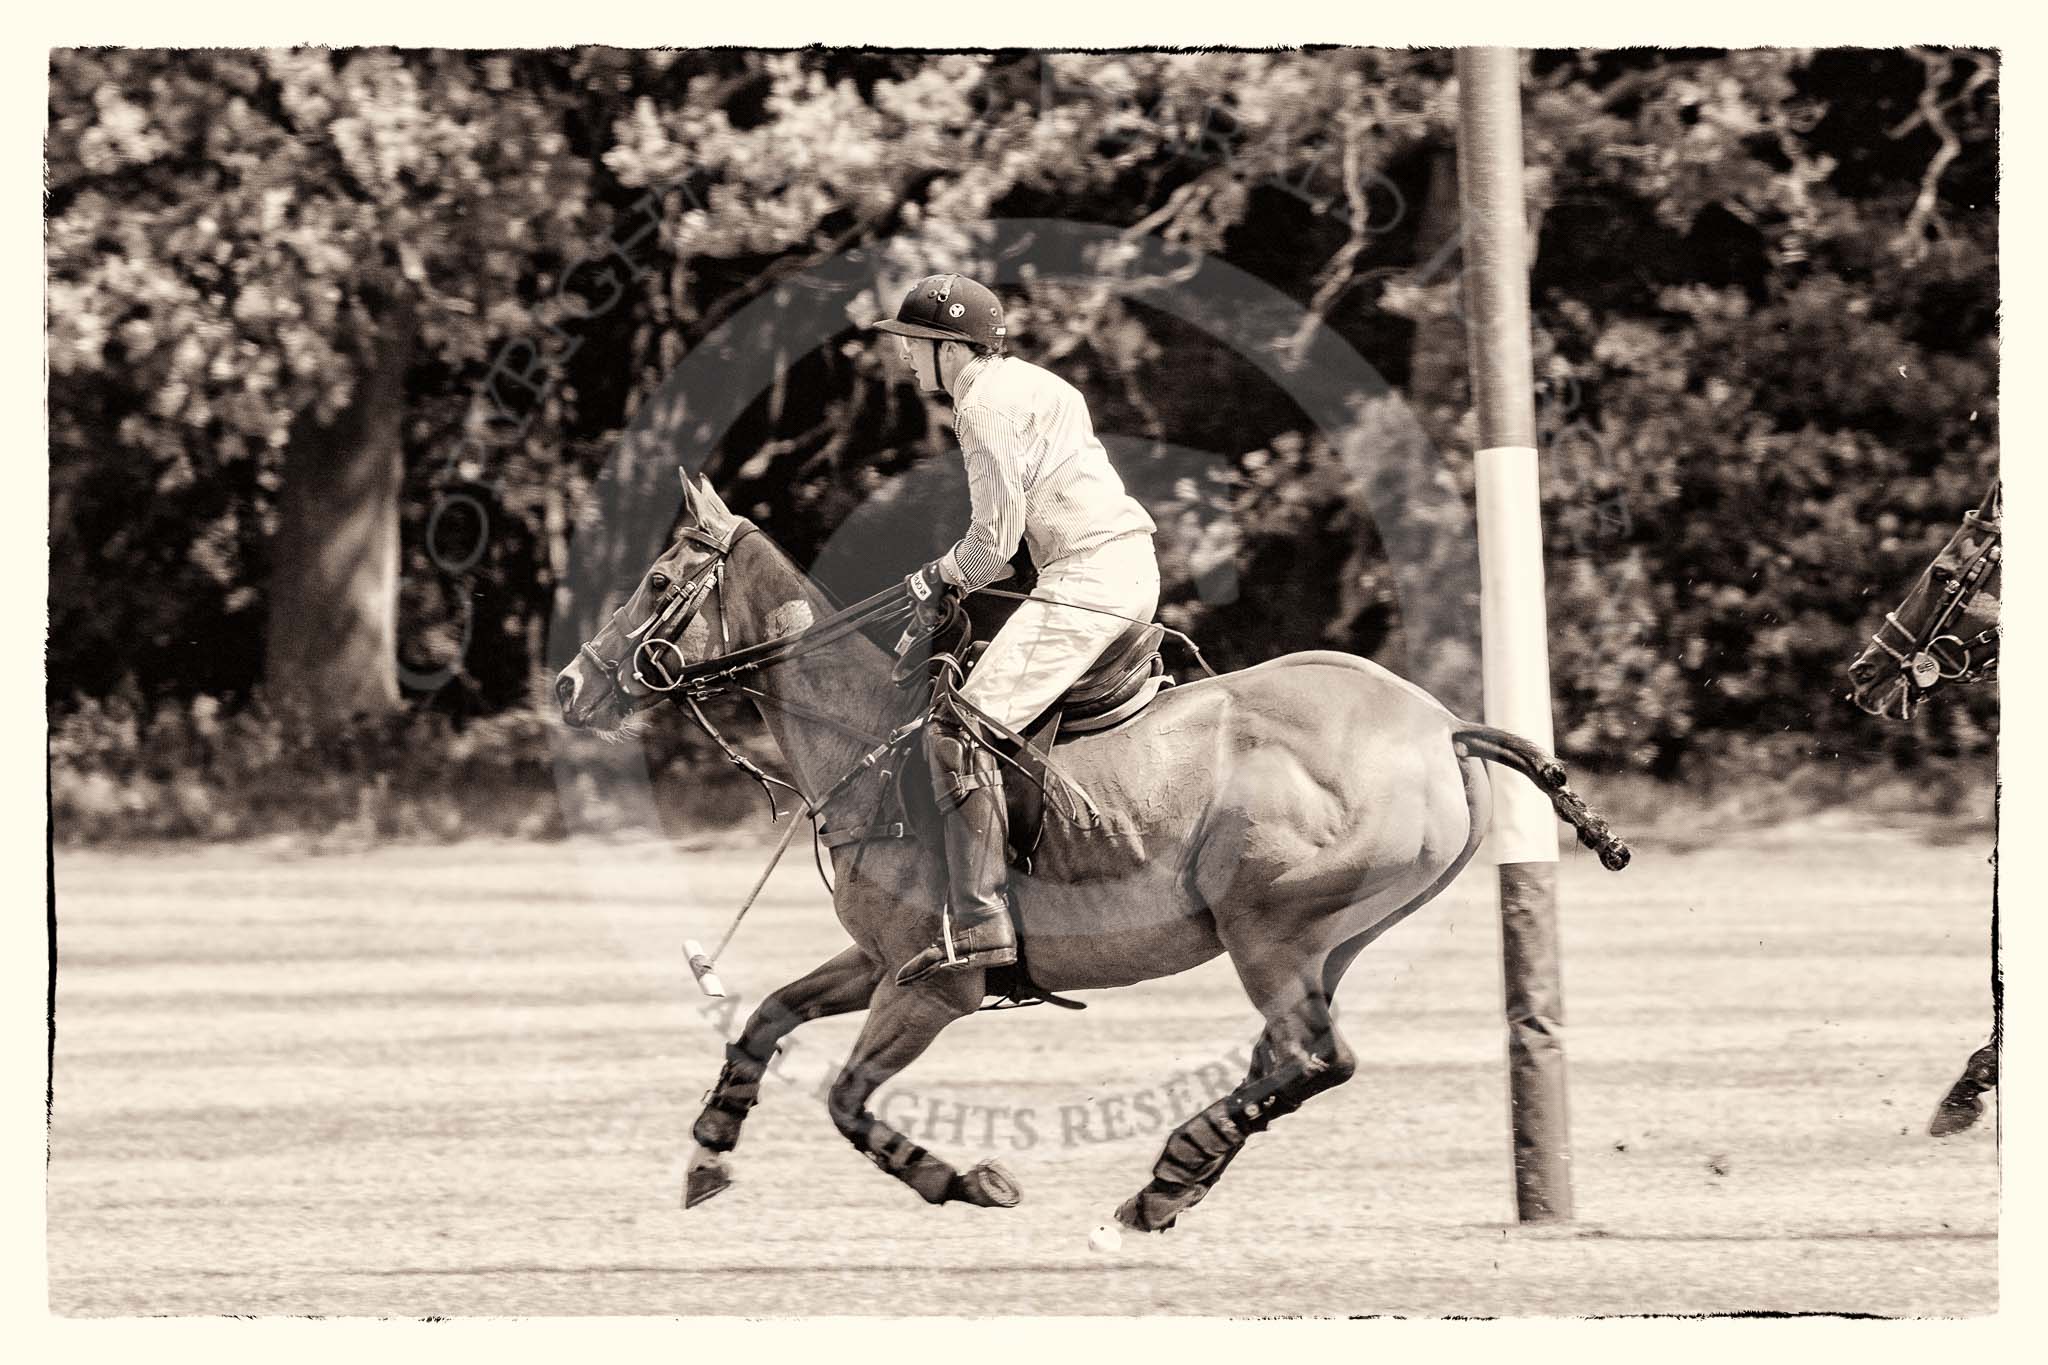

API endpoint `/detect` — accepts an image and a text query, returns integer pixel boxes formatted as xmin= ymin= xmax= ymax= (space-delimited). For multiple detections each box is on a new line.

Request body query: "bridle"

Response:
xmin=578 ymin=520 xmax=758 ymax=697
xmin=573 ymin=516 xmax=927 ymax=823
xmin=1862 ymin=500 xmax=2001 ymax=716
xmin=565 ymin=504 xmax=1209 ymax=971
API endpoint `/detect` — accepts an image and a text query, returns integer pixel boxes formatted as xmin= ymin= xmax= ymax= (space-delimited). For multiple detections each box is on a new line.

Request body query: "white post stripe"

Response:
xmin=1475 ymin=444 xmax=1560 ymax=865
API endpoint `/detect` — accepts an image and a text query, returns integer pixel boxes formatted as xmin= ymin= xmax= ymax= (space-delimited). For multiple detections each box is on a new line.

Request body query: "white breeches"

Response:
xmin=959 ymin=534 xmax=1161 ymax=733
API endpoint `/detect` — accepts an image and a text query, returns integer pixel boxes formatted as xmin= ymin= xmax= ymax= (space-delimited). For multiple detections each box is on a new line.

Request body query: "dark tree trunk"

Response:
xmin=264 ymin=297 xmax=412 ymax=725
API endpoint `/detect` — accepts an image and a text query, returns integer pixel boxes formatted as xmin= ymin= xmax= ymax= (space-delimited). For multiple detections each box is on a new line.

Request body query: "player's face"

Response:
xmin=889 ymin=334 xmax=943 ymax=392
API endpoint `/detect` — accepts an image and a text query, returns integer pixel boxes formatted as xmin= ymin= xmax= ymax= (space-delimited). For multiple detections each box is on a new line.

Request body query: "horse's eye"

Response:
xmin=649 ymin=574 xmax=670 ymax=594
xmin=1930 ymin=566 xmax=1955 ymax=584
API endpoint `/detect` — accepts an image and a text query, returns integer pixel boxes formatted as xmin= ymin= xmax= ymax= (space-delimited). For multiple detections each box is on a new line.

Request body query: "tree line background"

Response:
xmin=46 ymin=48 xmax=1998 ymax=843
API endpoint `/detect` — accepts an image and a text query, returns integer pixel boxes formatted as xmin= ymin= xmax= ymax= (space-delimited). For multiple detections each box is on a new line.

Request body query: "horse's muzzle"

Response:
xmin=1848 ymin=675 xmax=1910 ymax=720
xmin=556 ymin=659 xmax=615 ymax=729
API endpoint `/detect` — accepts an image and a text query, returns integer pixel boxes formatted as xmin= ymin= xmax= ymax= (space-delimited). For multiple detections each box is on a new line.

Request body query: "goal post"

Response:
xmin=1455 ymin=45 xmax=1573 ymax=1223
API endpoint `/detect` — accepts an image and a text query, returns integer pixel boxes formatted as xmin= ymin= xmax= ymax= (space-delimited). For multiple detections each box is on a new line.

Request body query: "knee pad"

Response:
xmin=927 ymin=720 xmax=999 ymax=812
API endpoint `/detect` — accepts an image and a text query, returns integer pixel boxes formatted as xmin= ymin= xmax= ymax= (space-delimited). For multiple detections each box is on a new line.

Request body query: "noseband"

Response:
xmin=1865 ymin=507 xmax=2001 ymax=707
xmin=579 ymin=520 xmax=758 ymax=696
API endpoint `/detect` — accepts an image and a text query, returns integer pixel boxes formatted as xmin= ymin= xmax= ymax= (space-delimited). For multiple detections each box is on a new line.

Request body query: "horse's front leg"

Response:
xmin=686 ymin=944 xmax=879 ymax=1207
xmin=825 ymin=977 xmax=1021 ymax=1209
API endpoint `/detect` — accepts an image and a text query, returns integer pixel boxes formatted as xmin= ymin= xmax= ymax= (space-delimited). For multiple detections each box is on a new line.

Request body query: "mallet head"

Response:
xmin=684 ymin=938 xmax=726 ymax=998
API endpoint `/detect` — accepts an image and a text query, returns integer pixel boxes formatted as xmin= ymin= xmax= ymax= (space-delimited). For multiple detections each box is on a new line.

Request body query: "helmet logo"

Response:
xmin=948 ymin=303 xmax=965 ymax=318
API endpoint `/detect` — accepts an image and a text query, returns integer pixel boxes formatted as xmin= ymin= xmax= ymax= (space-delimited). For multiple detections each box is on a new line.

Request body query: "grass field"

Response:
xmin=48 ymin=814 xmax=1999 ymax=1317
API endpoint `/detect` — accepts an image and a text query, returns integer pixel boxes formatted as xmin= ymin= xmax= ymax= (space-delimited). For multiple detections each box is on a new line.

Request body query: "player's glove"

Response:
xmin=904 ymin=560 xmax=957 ymax=632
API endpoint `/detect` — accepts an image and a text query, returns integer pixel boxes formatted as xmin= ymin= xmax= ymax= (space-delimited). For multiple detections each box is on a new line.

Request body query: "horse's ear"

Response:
xmin=684 ymin=471 xmax=741 ymax=534
xmin=677 ymin=467 xmax=701 ymax=521
xmin=1980 ymin=480 xmax=2002 ymax=522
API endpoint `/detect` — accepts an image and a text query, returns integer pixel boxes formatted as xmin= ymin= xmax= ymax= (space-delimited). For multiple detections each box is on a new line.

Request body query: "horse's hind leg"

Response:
xmin=1166 ymin=1032 xmax=1286 ymax=1204
xmin=1115 ymin=750 xmax=1487 ymax=1231
xmin=686 ymin=945 xmax=879 ymax=1207
xmin=826 ymin=978 xmax=1021 ymax=1209
xmin=1116 ymin=977 xmax=1355 ymax=1233
xmin=1929 ymin=1037 xmax=1999 ymax=1137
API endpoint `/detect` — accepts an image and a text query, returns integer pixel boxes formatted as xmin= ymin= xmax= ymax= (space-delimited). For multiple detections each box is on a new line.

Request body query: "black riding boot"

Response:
xmin=896 ymin=716 xmax=1018 ymax=986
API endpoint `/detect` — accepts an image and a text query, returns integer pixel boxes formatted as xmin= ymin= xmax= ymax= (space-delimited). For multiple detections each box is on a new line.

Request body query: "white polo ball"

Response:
xmin=1087 ymin=1223 xmax=1122 ymax=1253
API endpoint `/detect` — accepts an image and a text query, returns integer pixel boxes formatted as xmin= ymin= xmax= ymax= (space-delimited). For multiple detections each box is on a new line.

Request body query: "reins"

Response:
xmin=664 ymin=583 xmax=917 ymax=700
xmin=672 ymin=577 xmax=922 ymax=899
xmin=581 ymin=519 xmax=1217 ymax=996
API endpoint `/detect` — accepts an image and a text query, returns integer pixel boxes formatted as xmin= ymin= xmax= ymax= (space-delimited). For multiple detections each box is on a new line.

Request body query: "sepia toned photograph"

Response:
xmin=44 ymin=43 xmax=2000 ymax=1318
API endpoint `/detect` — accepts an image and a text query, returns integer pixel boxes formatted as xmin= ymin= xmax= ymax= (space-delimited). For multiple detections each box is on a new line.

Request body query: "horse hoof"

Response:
xmin=1113 ymin=1194 xmax=1167 ymax=1232
xmin=956 ymin=1160 xmax=1022 ymax=1208
xmin=683 ymin=1147 xmax=733 ymax=1209
xmin=1114 ymin=1180 xmax=1203 ymax=1233
xmin=1930 ymin=1092 xmax=1985 ymax=1137
xmin=1599 ymin=839 xmax=1632 ymax=871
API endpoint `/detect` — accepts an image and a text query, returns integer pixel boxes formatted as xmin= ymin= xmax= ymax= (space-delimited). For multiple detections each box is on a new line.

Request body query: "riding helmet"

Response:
xmin=869 ymin=273 xmax=1007 ymax=354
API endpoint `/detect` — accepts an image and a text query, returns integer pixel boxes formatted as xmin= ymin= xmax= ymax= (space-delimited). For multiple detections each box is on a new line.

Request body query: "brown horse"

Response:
xmin=1847 ymin=481 xmax=2001 ymax=722
xmin=1846 ymin=479 xmax=2001 ymax=1137
xmin=556 ymin=476 xmax=1629 ymax=1232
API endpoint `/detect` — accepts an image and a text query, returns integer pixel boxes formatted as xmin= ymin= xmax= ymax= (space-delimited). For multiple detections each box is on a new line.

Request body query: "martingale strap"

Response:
xmin=685 ymin=696 xmax=805 ymax=821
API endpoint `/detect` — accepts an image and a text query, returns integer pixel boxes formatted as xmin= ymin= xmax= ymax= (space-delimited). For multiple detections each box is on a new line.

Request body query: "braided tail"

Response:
xmin=1453 ymin=724 xmax=1632 ymax=871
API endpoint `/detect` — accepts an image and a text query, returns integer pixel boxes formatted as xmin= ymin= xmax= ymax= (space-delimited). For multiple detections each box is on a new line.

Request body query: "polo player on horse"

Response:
xmin=869 ymin=272 xmax=1161 ymax=987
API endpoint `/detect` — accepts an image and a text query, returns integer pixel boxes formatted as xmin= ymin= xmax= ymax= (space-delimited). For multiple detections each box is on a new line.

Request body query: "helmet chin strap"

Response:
xmin=929 ymin=339 xmax=944 ymax=388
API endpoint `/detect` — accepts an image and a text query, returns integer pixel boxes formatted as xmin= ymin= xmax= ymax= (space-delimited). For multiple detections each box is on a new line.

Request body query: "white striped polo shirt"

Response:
xmin=935 ymin=354 xmax=1157 ymax=592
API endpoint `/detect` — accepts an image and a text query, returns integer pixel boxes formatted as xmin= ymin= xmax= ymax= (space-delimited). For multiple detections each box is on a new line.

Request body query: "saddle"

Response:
xmin=955 ymin=619 xmax=1172 ymax=869
xmin=874 ymin=615 xmax=1172 ymax=865
xmin=853 ymin=613 xmax=1174 ymax=1009
xmin=963 ymin=617 xmax=1173 ymax=738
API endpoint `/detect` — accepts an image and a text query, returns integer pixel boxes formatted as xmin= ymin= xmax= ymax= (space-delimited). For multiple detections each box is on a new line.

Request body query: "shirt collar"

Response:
xmin=949 ymin=353 xmax=995 ymax=405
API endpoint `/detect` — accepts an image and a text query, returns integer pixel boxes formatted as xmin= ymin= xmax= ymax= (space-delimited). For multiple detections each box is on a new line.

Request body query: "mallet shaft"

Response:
xmin=716 ymin=809 xmax=809 ymax=960
xmin=685 ymin=810 xmax=812 ymax=999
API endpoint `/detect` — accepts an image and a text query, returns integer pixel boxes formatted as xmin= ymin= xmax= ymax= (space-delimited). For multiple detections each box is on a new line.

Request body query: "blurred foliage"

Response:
xmin=47 ymin=48 xmax=1997 ymax=841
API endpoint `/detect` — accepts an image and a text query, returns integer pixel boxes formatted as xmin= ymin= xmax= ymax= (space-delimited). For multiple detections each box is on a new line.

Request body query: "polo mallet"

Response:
xmin=684 ymin=808 xmax=811 ymax=998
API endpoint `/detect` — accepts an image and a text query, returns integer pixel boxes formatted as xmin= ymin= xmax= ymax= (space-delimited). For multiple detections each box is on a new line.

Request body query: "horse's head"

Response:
xmin=556 ymin=472 xmax=753 ymax=731
xmin=1846 ymin=481 xmax=2001 ymax=721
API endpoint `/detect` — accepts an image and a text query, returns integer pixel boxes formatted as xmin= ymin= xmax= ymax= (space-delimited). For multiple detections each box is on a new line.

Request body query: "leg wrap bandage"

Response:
xmin=848 ymin=1117 xmax=956 ymax=1205
xmin=1156 ymin=1100 xmax=1247 ymax=1185
xmin=693 ymin=1042 xmax=774 ymax=1152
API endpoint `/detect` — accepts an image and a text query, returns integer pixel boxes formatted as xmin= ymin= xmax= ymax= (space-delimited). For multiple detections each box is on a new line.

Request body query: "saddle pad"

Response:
xmin=1060 ymin=673 xmax=1175 ymax=734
